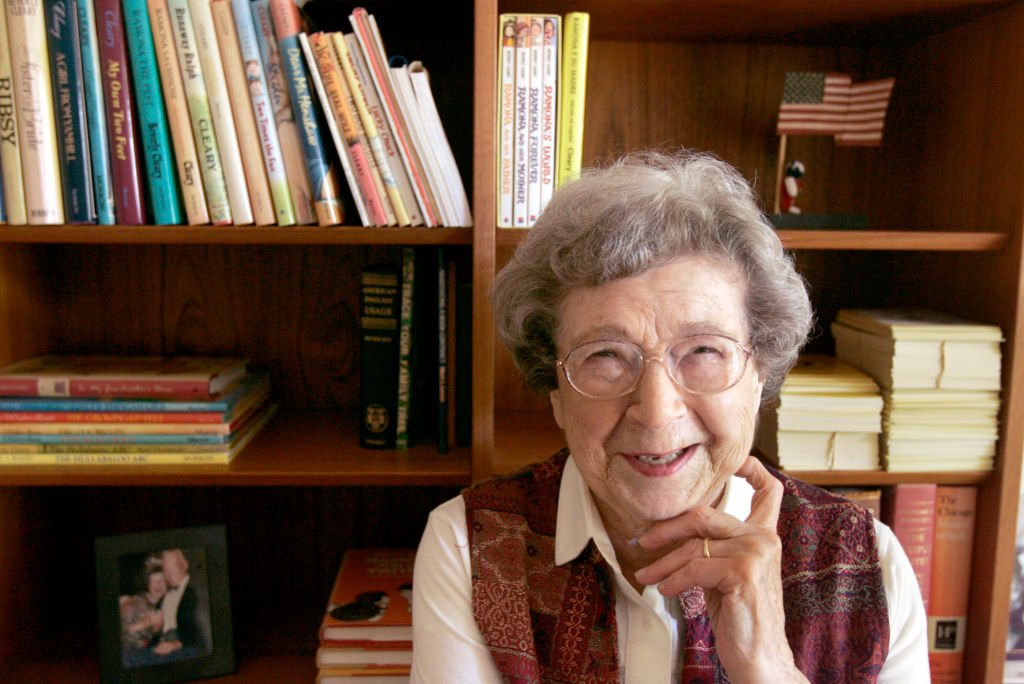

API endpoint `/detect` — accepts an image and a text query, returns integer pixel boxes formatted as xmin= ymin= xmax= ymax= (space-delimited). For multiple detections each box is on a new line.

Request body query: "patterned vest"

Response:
xmin=463 ymin=450 xmax=889 ymax=683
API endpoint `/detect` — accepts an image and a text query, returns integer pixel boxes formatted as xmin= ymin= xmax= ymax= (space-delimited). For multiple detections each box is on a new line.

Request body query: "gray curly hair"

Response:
xmin=492 ymin=149 xmax=813 ymax=402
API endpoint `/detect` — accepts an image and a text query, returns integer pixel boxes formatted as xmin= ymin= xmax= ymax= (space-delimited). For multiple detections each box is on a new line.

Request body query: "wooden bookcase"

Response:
xmin=0 ymin=0 xmax=1021 ymax=681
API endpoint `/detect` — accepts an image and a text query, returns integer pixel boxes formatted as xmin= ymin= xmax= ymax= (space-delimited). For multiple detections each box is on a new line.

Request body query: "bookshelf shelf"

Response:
xmin=0 ymin=225 xmax=473 ymax=246
xmin=0 ymin=412 xmax=472 ymax=487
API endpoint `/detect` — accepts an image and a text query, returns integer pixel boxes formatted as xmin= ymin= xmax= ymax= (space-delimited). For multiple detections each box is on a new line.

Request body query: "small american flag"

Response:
xmin=776 ymin=72 xmax=852 ymax=136
xmin=777 ymin=72 xmax=895 ymax=147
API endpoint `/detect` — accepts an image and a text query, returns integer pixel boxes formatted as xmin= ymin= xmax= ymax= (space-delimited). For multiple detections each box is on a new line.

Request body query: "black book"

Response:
xmin=359 ymin=261 xmax=401 ymax=449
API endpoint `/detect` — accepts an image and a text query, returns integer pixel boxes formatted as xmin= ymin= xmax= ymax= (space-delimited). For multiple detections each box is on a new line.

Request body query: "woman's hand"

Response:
xmin=633 ymin=456 xmax=809 ymax=683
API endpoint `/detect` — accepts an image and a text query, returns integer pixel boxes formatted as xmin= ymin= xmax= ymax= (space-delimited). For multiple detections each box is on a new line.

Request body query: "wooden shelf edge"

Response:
xmin=497 ymin=229 xmax=1008 ymax=251
xmin=778 ymin=469 xmax=993 ymax=486
xmin=0 ymin=225 xmax=473 ymax=246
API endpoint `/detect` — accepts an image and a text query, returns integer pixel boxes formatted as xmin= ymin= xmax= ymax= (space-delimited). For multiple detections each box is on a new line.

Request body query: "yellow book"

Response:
xmin=0 ymin=0 xmax=26 ymax=224
xmin=555 ymin=11 xmax=589 ymax=189
xmin=6 ymin=0 xmax=64 ymax=224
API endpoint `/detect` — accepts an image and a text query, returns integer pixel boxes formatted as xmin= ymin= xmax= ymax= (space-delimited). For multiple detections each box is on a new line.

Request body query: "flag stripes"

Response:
xmin=776 ymin=72 xmax=894 ymax=147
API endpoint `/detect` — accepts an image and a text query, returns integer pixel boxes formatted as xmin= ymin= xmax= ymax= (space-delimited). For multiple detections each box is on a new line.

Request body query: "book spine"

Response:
xmin=7 ymin=0 xmax=66 ymax=224
xmin=350 ymin=8 xmax=437 ymax=226
xmin=0 ymin=410 xmax=228 ymax=422
xmin=270 ymin=2 xmax=343 ymax=226
xmin=0 ymin=451 xmax=238 ymax=464
xmin=496 ymin=15 xmax=515 ymax=228
xmin=359 ymin=264 xmax=400 ymax=449
xmin=884 ymin=482 xmax=938 ymax=613
xmin=209 ymin=0 xmax=274 ymax=225
xmin=511 ymin=16 xmax=529 ymax=227
xmin=189 ymin=0 xmax=252 ymax=224
xmin=302 ymin=31 xmax=371 ymax=226
xmin=525 ymin=15 xmax=542 ymax=225
xmin=95 ymin=0 xmax=147 ymax=223
xmin=250 ymin=0 xmax=313 ymax=224
xmin=146 ymin=0 xmax=209 ymax=224
xmin=229 ymin=0 xmax=292 ymax=224
xmin=539 ymin=15 xmax=558 ymax=213
xmin=166 ymin=0 xmax=231 ymax=225
xmin=0 ymin=431 xmax=229 ymax=443
xmin=928 ymin=485 xmax=977 ymax=683
xmin=395 ymin=247 xmax=415 ymax=449
xmin=556 ymin=11 xmax=588 ymax=188
xmin=333 ymin=31 xmax=405 ymax=225
xmin=46 ymin=0 xmax=97 ymax=224
xmin=0 ymin=422 xmax=232 ymax=433
xmin=76 ymin=0 xmax=115 ymax=223
xmin=0 ymin=377 xmax=221 ymax=398
xmin=122 ymin=0 xmax=184 ymax=225
xmin=0 ymin=0 xmax=27 ymax=225
xmin=437 ymin=248 xmax=447 ymax=453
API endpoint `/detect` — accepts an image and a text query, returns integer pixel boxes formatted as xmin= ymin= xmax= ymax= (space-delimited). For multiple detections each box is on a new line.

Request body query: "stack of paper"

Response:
xmin=832 ymin=309 xmax=1003 ymax=472
xmin=757 ymin=354 xmax=883 ymax=471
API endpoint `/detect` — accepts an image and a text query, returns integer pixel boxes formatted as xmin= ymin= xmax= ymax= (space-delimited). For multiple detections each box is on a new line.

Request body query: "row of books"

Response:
xmin=0 ymin=355 xmax=275 ymax=464
xmin=757 ymin=308 xmax=1003 ymax=473
xmin=0 ymin=0 xmax=469 ymax=227
xmin=317 ymin=547 xmax=415 ymax=683
xmin=496 ymin=12 xmax=589 ymax=228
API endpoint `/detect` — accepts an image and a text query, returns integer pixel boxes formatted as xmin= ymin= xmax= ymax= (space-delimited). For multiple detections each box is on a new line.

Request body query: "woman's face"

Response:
xmin=550 ymin=254 xmax=764 ymax=533
xmin=147 ymin=570 xmax=167 ymax=599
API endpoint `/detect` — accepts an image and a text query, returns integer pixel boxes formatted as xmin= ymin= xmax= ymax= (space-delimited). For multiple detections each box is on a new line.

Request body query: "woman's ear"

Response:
xmin=550 ymin=389 xmax=565 ymax=429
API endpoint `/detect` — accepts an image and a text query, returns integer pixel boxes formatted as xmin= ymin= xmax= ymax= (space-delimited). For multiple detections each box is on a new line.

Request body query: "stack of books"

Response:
xmin=0 ymin=0 xmax=469 ymax=227
xmin=756 ymin=354 xmax=883 ymax=471
xmin=0 ymin=355 xmax=275 ymax=465
xmin=832 ymin=308 xmax=1003 ymax=472
xmin=496 ymin=12 xmax=590 ymax=228
xmin=318 ymin=548 xmax=415 ymax=684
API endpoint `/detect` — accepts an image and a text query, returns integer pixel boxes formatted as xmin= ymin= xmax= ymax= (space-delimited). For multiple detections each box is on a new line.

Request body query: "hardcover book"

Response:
xmin=7 ymin=0 xmax=66 ymax=224
xmin=882 ymin=483 xmax=937 ymax=613
xmin=0 ymin=356 xmax=249 ymax=399
xmin=319 ymin=548 xmax=414 ymax=643
xmin=123 ymin=0 xmax=184 ymax=225
xmin=147 ymin=0 xmax=210 ymax=225
xmin=45 ymin=0 xmax=96 ymax=224
xmin=359 ymin=262 xmax=400 ymax=449
xmin=76 ymin=0 xmax=116 ymax=223
xmin=0 ymin=0 xmax=27 ymax=225
xmin=96 ymin=0 xmax=147 ymax=224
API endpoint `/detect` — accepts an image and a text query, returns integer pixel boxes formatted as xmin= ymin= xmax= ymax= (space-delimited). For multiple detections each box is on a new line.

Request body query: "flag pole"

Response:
xmin=773 ymin=134 xmax=788 ymax=215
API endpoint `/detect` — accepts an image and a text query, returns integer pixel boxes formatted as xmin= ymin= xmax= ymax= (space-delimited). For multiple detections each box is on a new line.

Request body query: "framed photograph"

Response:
xmin=95 ymin=524 xmax=235 ymax=683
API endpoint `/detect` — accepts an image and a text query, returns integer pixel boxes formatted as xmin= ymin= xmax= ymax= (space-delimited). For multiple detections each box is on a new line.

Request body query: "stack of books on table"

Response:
xmin=318 ymin=548 xmax=415 ymax=684
xmin=756 ymin=353 xmax=883 ymax=471
xmin=832 ymin=308 xmax=1003 ymax=472
xmin=0 ymin=355 xmax=275 ymax=465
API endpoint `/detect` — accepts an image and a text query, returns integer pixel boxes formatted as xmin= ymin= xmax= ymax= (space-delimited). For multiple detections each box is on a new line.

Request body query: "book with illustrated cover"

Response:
xmin=189 ymin=0 xmax=253 ymax=225
xmin=305 ymin=30 xmax=380 ymax=226
xmin=0 ymin=1 xmax=26 ymax=225
xmin=45 ymin=0 xmax=96 ymax=224
xmin=76 ymin=0 xmax=115 ymax=224
xmin=7 ymin=0 xmax=65 ymax=224
xmin=167 ymin=0 xmax=232 ymax=225
xmin=556 ymin=12 xmax=589 ymax=188
xmin=230 ymin=0 xmax=294 ymax=225
xmin=251 ymin=0 xmax=314 ymax=224
xmin=209 ymin=0 xmax=275 ymax=225
xmin=147 ymin=0 xmax=210 ymax=225
xmin=270 ymin=0 xmax=344 ymax=225
xmin=319 ymin=548 xmax=414 ymax=643
xmin=0 ymin=356 xmax=249 ymax=399
xmin=123 ymin=0 xmax=184 ymax=225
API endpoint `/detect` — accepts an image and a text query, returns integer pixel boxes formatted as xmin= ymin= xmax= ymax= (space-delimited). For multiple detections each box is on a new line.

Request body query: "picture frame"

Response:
xmin=95 ymin=524 xmax=235 ymax=684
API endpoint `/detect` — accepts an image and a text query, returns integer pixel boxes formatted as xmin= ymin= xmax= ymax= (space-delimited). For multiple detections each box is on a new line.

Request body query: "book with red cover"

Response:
xmin=0 ymin=356 xmax=249 ymax=399
xmin=320 ymin=548 xmax=414 ymax=643
xmin=95 ymin=0 xmax=148 ymax=224
xmin=928 ymin=485 xmax=977 ymax=684
xmin=882 ymin=482 xmax=937 ymax=613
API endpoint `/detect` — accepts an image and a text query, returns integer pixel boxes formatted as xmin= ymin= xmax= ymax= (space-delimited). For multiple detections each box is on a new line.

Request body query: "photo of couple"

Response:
xmin=117 ymin=547 xmax=213 ymax=669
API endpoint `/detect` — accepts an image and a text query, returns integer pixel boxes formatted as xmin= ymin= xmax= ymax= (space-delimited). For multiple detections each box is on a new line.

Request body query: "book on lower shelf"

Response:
xmin=882 ymin=483 xmax=937 ymax=614
xmin=319 ymin=548 xmax=414 ymax=681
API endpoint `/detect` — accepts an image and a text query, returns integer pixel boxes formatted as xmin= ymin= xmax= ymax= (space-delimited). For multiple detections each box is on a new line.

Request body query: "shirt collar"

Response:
xmin=554 ymin=453 xmax=755 ymax=567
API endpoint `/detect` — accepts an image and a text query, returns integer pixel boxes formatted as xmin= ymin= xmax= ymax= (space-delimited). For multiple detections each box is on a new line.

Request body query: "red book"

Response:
xmin=928 ymin=485 xmax=977 ymax=684
xmin=882 ymin=483 xmax=937 ymax=612
xmin=320 ymin=548 xmax=414 ymax=644
xmin=95 ymin=0 xmax=148 ymax=224
xmin=0 ymin=356 xmax=249 ymax=399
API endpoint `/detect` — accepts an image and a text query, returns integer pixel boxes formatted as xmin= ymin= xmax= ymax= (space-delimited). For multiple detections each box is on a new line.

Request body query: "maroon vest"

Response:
xmin=463 ymin=450 xmax=889 ymax=683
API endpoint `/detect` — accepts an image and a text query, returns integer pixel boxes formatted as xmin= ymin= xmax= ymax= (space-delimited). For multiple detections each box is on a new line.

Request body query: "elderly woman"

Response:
xmin=412 ymin=150 xmax=928 ymax=682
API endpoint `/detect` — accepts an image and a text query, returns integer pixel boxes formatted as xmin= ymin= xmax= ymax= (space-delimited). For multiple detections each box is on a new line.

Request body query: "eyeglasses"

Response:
xmin=556 ymin=334 xmax=753 ymax=400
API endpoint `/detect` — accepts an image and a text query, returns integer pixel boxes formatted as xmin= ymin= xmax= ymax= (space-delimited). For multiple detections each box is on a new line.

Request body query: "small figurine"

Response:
xmin=780 ymin=160 xmax=805 ymax=214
